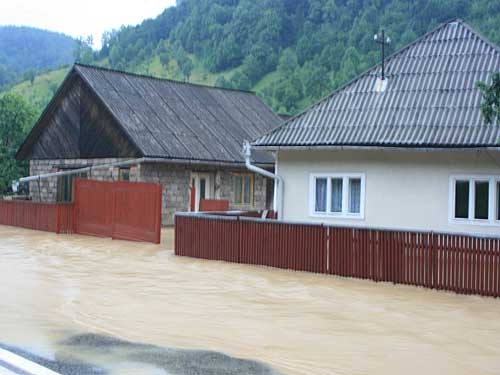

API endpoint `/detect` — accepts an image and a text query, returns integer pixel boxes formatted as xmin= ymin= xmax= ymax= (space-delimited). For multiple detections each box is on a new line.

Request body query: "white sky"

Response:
xmin=0 ymin=0 xmax=176 ymax=48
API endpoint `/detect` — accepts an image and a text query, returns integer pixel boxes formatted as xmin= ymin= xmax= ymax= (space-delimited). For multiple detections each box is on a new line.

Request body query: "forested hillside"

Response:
xmin=0 ymin=26 xmax=75 ymax=90
xmin=8 ymin=0 xmax=500 ymax=114
xmin=78 ymin=0 xmax=499 ymax=114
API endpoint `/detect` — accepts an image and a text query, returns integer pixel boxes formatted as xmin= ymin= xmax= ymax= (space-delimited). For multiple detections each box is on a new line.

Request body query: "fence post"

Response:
xmin=55 ymin=205 xmax=60 ymax=234
xmin=237 ymin=215 xmax=241 ymax=264
xmin=324 ymin=224 xmax=329 ymax=274
xmin=431 ymin=231 xmax=436 ymax=289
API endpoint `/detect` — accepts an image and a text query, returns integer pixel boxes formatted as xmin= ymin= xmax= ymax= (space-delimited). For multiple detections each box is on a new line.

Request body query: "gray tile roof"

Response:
xmin=253 ymin=19 xmax=500 ymax=149
xmin=75 ymin=64 xmax=281 ymax=164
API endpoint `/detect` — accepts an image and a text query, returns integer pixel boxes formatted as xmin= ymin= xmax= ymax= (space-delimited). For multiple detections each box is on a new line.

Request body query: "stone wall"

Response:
xmin=139 ymin=163 xmax=191 ymax=226
xmin=139 ymin=163 xmax=271 ymax=225
xmin=29 ymin=158 xmax=137 ymax=201
xmin=28 ymin=160 xmax=273 ymax=226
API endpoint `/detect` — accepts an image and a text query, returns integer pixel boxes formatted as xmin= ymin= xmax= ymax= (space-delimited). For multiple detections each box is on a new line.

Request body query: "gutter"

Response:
xmin=243 ymin=141 xmax=284 ymax=220
xmin=252 ymin=145 xmax=500 ymax=152
xmin=12 ymin=156 xmax=275 ymax=192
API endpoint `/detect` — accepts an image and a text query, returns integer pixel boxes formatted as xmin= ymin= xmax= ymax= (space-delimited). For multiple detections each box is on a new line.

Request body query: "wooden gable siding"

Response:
xmin=28 ymin=77 xmax=81 ymax=159
xmin=19 ymin=74 xmax=141 ymax=160
xmin=78 ymin=79 xmax=141 ymax=158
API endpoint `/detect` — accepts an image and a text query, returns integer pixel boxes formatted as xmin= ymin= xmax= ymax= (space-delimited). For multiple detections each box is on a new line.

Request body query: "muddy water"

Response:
xmin=1 ymin=225 xmax=500 ymax=375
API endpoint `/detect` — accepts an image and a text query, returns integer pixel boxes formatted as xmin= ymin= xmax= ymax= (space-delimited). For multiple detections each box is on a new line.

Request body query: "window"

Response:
xmin=497 ymin=182 xmax=500 ymax=221
xmin=233 ymin=173 xmax=254 ymax=206
xmin=474 ymin=181 xmax=489 ymax=220
xmin=200 ymin=178 xmax=206 ymax=200
xmin=454 ymin=180 xmax=469 ymax=219
xmin=57 ymin=171 xmax=87 ymax=202
xmin=315 ymin=178 xmax=327 ymax=212
xmin=450 ymin=175 xmax=500 ymax=225
xmin=310 ymin=173 xmax=365 ymax=218
xmin=330 ymin=178 xmax=342 ymax=213
xmin=348 ymin=178 xmax=361 ymax=214
xmin=119 ymin=168 xmax=130 ymax=181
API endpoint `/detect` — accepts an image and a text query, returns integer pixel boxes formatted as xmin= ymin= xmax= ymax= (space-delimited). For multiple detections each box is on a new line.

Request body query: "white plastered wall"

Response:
xmin=277 ymin=149 xmax=500 ymax=235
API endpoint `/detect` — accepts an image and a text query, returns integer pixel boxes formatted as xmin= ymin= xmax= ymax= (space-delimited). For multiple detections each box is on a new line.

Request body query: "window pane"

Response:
xmin=455 ymin=181 xmax=469 ymax=219
xmin=200 ymin=178 xmax=206 ymax=200
xmin=64 ymin=175 xmax=72 ymax=202
xmin=475 ymin=181 xmax=489 ymax=220
xmin=348 ymin=178 xmax=361 ymax=214
xmin=243 ymin=175 xmax=252 ymax=204
xmin=119 ymin=168 xmax=130 ymax=181
xmin=497 ymin=182 xmax=500 ymax=220
xmin=234 ymin=176 xmax=242 ymax=204
xmin=315 ymin=178 xmax=327 ymax=212
xmin=330 ymin=178 xmax=343 ymax=212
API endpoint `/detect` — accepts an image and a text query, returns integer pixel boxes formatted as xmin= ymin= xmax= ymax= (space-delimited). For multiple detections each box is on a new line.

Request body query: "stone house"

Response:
xmin=16 ymin=64 xmax=281 ymax=225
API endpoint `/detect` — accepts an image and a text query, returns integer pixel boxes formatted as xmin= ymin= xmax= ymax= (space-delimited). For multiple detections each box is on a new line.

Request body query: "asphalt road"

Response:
xmin=1 ymin=334 xmax=285 ymax=375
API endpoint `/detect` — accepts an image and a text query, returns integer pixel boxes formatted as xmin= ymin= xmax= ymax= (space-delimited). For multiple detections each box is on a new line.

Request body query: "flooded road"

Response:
xmin=0 ymin=225 xmax=500 ymax=375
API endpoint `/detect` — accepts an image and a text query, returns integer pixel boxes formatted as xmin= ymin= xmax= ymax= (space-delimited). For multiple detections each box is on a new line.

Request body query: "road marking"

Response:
xmin=0 ymin=348 xmax=60 ymax=375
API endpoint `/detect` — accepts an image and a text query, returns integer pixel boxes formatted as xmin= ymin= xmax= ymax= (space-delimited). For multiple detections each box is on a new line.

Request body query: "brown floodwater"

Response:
xmin=0 ymin=225 xmax=500 ymax=375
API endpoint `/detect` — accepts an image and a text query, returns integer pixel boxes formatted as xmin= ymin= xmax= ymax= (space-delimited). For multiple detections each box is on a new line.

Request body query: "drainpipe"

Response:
xmin=243 ymin=141 xmax=284 ymax=220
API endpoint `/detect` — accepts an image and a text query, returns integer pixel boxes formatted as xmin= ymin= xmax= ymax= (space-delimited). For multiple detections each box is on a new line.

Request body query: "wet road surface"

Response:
xmin=0 ymin=225 xmax=500 ymax=374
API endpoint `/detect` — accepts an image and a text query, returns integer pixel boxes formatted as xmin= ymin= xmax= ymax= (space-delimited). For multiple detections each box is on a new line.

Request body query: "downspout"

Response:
xmin=243 ymin=141 xmax=284 ymax=220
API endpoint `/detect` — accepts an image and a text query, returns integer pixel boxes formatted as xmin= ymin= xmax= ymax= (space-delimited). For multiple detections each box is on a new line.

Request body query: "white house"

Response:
xmin=252 ymin=19 xmax=500 ymax=235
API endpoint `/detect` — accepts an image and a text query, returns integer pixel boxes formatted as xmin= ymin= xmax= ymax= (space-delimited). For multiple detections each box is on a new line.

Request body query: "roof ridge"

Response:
xmin=252 ymin=18 xmax=500 ymax=145
xmin=73 ymin=63 xmax=257 ymax=95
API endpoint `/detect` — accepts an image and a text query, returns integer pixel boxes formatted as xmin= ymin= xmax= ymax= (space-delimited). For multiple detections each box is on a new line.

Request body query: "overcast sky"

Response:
xmin=0 ymin=0 xmax=176 ymax=48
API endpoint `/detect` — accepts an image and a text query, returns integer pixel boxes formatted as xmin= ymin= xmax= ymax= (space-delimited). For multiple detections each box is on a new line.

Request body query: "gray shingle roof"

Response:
xmin=75 ymin=64 xmax=281 ymax=163
xmin=253 ymin=19 xmax=500 ymax=149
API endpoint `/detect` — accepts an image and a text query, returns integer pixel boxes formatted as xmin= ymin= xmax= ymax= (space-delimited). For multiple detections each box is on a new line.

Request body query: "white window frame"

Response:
xmin=309 ymin=173 xmax=366 ymax=219
xmin=449 ymin=174 xmax=500 ymax=227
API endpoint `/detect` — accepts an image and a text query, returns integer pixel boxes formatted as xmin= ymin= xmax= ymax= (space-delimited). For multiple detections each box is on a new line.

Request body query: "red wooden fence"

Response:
xmin=175 ymin=213 xmax=500 ymax=298
xmin=74 ymin=179 xmax=162 ymax=243
xmin=0 ymin=200 xmax=75 ymax=234
xmin=0 ymin=179 xmax=161 ymax=243
xmin=175 ymin=215 xmax=326 ymax=273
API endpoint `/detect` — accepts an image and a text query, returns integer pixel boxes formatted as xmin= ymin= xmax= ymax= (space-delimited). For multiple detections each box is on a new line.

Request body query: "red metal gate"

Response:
xmin=74 ymin=179 xmax=162 ymax=243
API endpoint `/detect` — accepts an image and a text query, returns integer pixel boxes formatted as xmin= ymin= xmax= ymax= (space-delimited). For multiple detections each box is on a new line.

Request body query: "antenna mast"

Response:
xmin=374 ymin=29 xmax=391 ymax=80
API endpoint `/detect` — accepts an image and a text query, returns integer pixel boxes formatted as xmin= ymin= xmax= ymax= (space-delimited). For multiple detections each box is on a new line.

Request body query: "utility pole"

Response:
xmin=374 ymin=30 xmax=391 ymax=80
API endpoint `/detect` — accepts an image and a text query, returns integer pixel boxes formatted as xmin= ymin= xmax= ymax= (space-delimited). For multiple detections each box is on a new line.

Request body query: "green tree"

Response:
xmin=23 ymin=69 xmax=36 ymax=85
xmin=230 ymin=71 xmax=252 ymax=90
xmin=277 ymin=48 xmax=299 ymax=77
xmin=0 ymin=94 xmax=36 ymax=193
xmin=274 ymin=75 xmax=303 ymax=113
xmin=478 ymin=72 xmax=500 ymax=124
xmin=109 ymin=45 xmax=122 ymax=67
xmin=303 ymin=60 xmax=330 ymax=100
xmin=174 ymin=47 xmax=194 ymax=80
xmin=159 ymin=52 xmax=170 ymax=68
xmin=215 ymin=76 xmax=233 ymax=89
xmin=74 ymin=36 xmax=94 ymax=64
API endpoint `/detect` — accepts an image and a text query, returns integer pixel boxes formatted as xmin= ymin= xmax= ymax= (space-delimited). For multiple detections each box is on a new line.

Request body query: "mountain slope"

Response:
xmin=0 ymin=26 xmax=75 ymax=88
xmin=8 ymin=0 xmax=500 ymax=115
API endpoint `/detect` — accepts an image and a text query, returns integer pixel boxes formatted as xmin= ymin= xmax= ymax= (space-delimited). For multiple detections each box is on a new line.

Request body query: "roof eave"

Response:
xmin=141 ymin=156 xmax=275 ymax=168
xmin=251 ymin=144 xmax=500 ymax=152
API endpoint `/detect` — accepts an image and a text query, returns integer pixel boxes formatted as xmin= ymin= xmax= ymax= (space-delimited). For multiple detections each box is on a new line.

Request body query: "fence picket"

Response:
xmin=175 ymin=214 xmax=500 ymax=298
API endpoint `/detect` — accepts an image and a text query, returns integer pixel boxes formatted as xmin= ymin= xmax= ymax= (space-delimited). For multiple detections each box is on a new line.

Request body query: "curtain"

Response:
xmin=315 ymin=178 xmax=327 ymax=212
xmin=331 ymin=178 xmax=343 ymax=212
xmin=349 ymin=178 xmax=361 ymax=213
